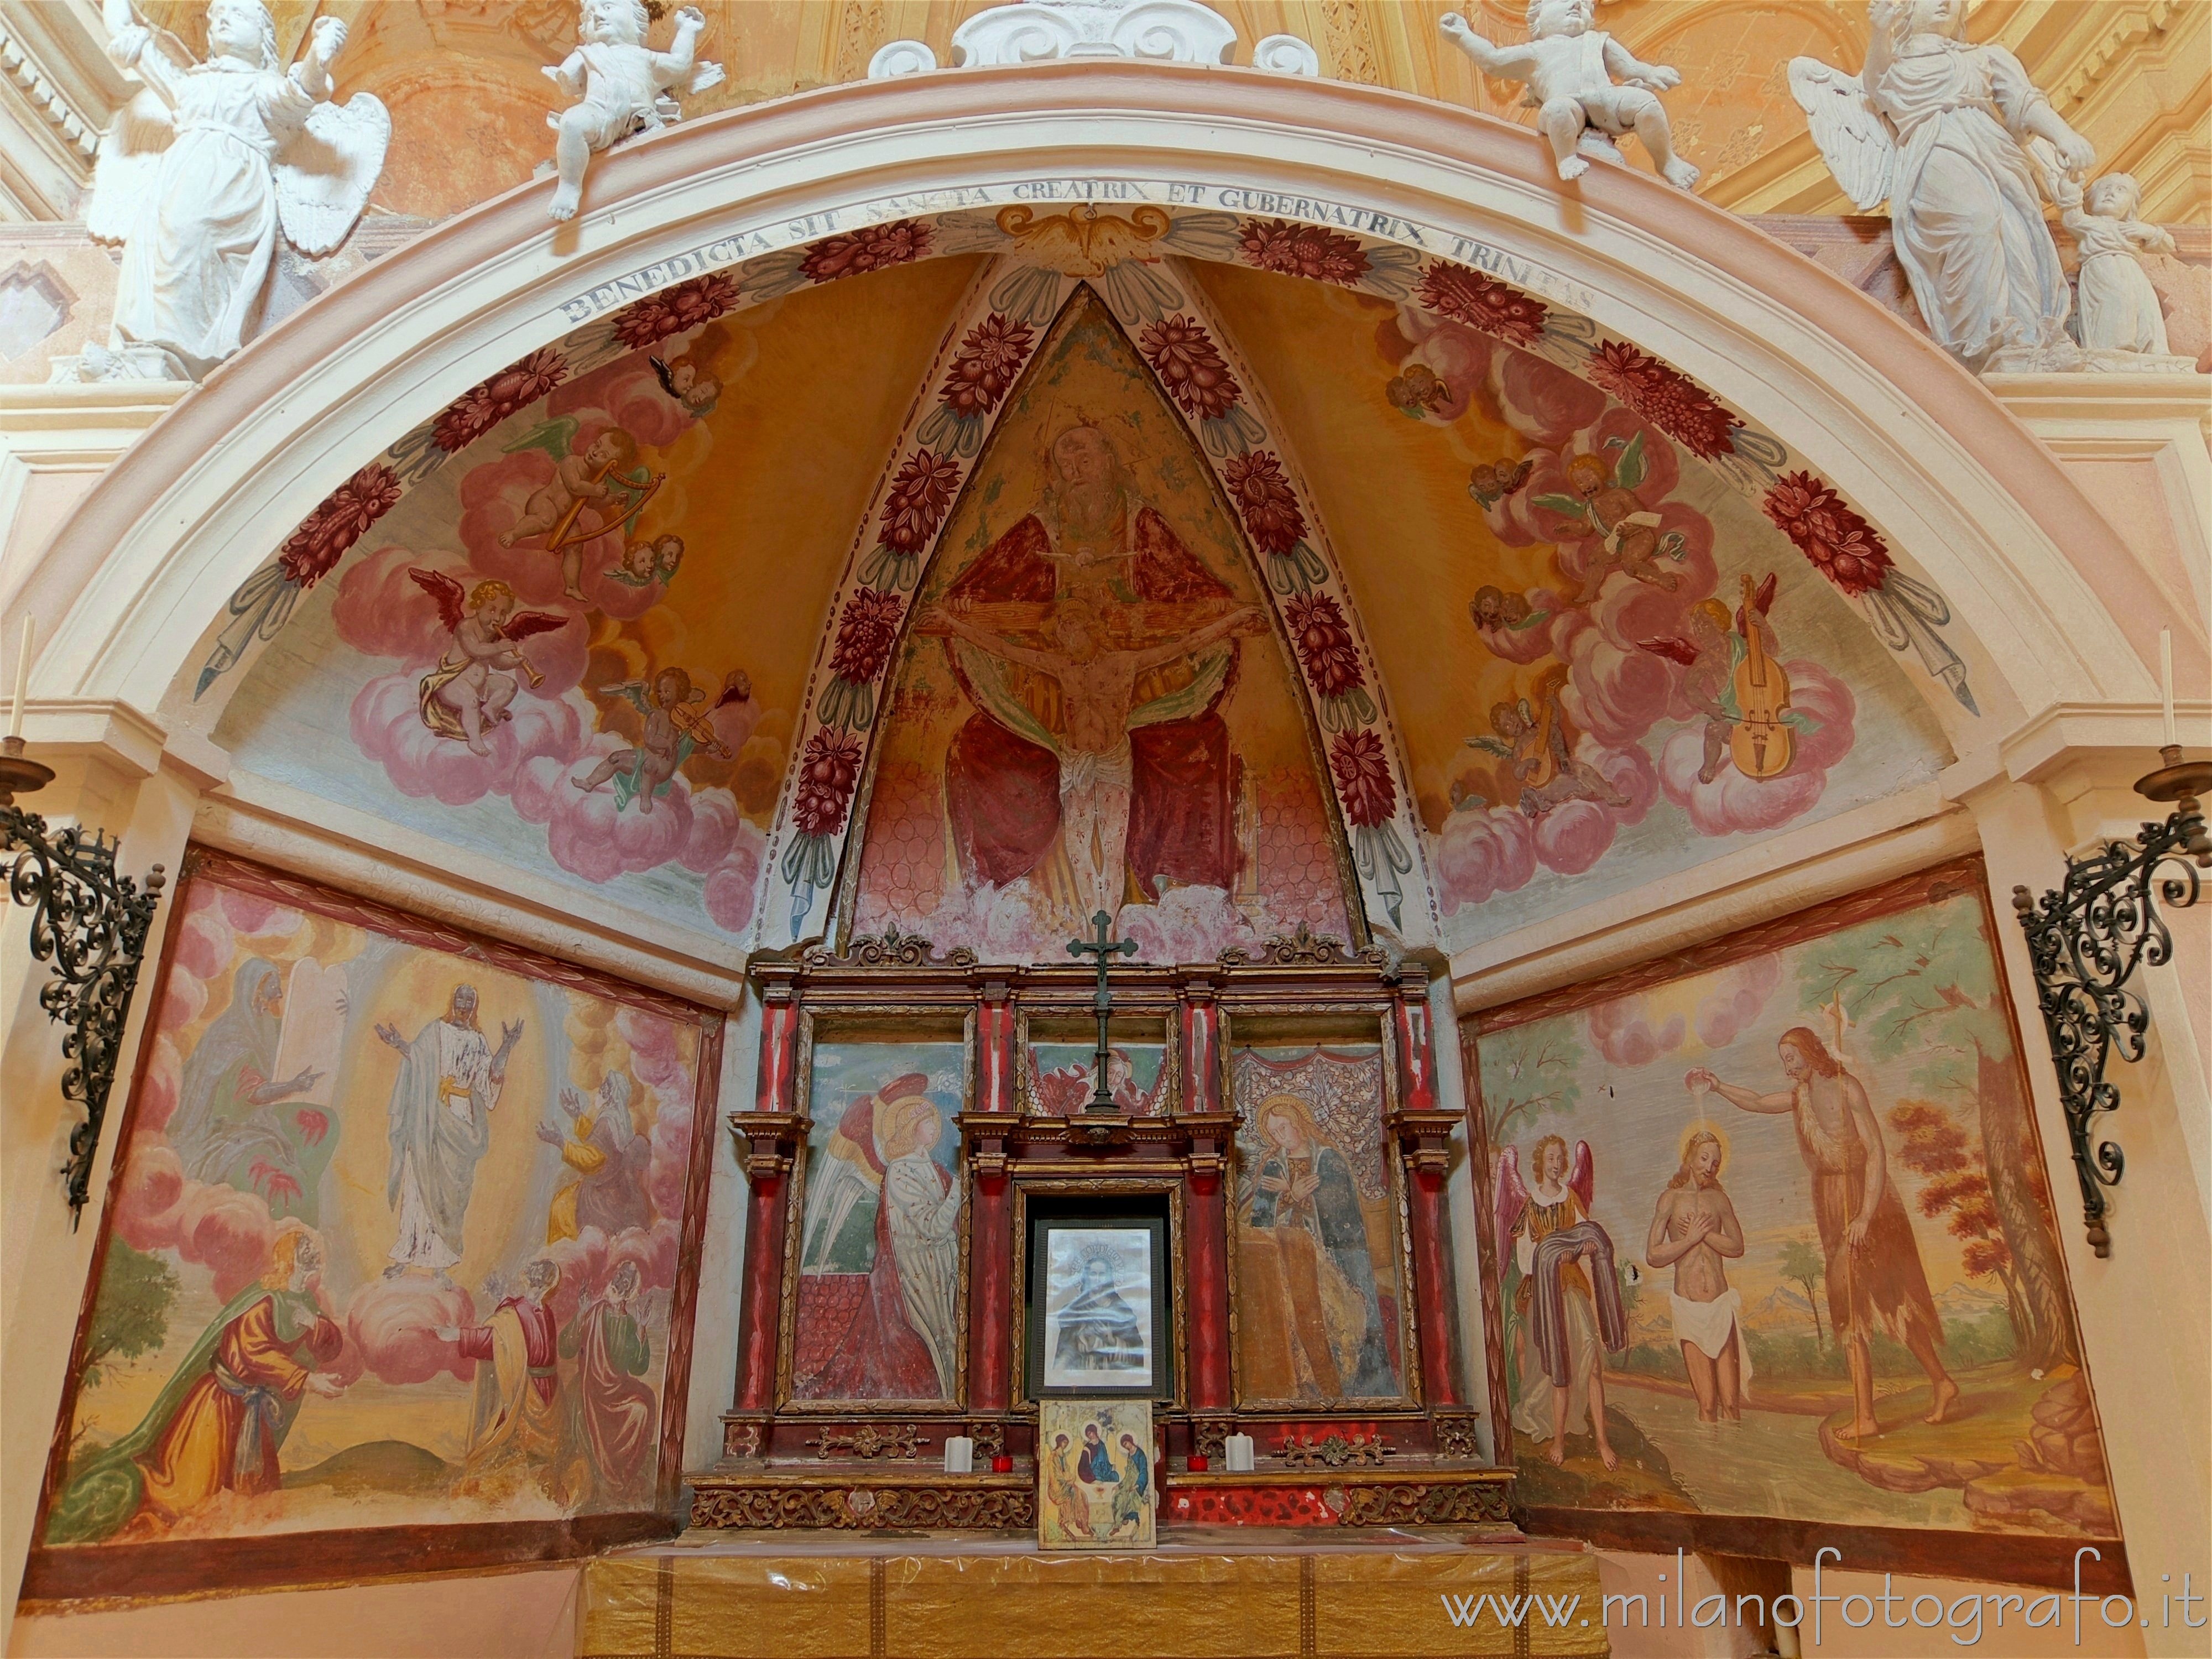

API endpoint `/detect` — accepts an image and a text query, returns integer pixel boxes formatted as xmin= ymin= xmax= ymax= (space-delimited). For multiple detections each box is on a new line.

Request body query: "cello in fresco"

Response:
xmin=1729 ymin=573 xmax=1793 ymax=779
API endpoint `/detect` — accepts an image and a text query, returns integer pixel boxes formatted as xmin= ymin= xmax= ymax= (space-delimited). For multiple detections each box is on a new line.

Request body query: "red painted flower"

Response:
xmin=801 ymin=218 xmax=930 ymax=284
xmin=248 ymin=1159 xmax=303 ymax=1212
xmin=1763 ymin=471 xmax=1895 ymax=597
xmin=1139 ymin=315 xmax=1242 ymax=421
xmin=830 ymin=588 xmax=905 ymax=684
xmin=432 ymin=347 xmax=568 ymax=452
xmin=611 ymin=271 xmax=740 ymax=352
xmin=1237 ymin=218 xmax=1370 ymax=286
xmin=938 ymin=313 xmax=1034 ymax=417
xmin=1584 ymin=340 xmax=1742 ymax=461
xmin=1416 ymin=262 xmax=1548 ymax=347
xmin=879 ymin=449 xmax=961 ymax=553
xmin=277 ymin=462 xmax=403 ymax=587
xmin=1222 ymin=451 xmax=1306 ymax=555
xmin=1329 ymin=729 xmax=1396 ymax=828
xmin=294 ymin=1108 xmax=330 ymax=1146
xmin=1286 ymin=593 xmax=1363 ymax=699
xmin=791 ymin=727 xmax=864 ymax=836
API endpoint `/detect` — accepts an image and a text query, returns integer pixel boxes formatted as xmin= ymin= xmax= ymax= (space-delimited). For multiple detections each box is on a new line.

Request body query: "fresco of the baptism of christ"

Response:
xmin=789 ymin=1041 xmax=967 ymax=1407
xmin=1231 ymin=1044 xmax=1411 ymax=1408
xmin=1469 ymin=860 xmax=2119 ymax=1549
xmin=848 ymin=291 xmax=1353 ymax=964
xmin=35 ymin=853 xmax=715 ymax=1580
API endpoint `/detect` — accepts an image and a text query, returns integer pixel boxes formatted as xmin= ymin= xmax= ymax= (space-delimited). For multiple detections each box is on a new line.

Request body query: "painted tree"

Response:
xmin=1475 ymin=1020 xmax=1583 ymax=1150
xmin=1777 ymin=1236 xmax=1826 ymax=1347
xmin=1797 ymin=893 xmax=2075 ymax=1370
xmin=1889 ymin=1098 xmax=2026 ymax=1354
xmin=80 ymin=1241 xmax=178 ymax=1393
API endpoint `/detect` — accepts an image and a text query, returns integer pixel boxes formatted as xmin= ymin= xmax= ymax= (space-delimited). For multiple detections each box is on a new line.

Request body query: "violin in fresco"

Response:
xmin=1729 ymin=572 xmax=1793 ymax=779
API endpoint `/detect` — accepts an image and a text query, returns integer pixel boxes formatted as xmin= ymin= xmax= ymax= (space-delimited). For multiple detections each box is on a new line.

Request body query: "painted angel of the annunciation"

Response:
xmin=75 ymin=0 xmax=390 ymax=383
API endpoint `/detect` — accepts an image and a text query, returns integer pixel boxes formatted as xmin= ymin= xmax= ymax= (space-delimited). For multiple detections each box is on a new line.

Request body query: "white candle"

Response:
xmin=7 ymin=615 xmax=30 ymax=740
xmin=943 ymin=1436 xmax=973 ymax=1474
xmin=2161 ymin=627 xmax=2176 ymax=747
xmin=1224 ymin=1433 xmax=1255 ymax=1473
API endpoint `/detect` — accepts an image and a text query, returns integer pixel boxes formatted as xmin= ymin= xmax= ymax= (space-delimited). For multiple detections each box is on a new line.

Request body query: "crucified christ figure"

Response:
xmin=927 ymin=595 xmax=1263 ymax=922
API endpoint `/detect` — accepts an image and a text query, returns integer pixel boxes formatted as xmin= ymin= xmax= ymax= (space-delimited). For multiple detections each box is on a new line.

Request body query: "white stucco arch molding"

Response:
xmin=23 ymin=62 xmax=2152 ymax=739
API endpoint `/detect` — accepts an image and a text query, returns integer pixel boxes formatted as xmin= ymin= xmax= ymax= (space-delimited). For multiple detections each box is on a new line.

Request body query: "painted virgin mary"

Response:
xmin=1244 ymin=1093 xmax=1395 ymax=1400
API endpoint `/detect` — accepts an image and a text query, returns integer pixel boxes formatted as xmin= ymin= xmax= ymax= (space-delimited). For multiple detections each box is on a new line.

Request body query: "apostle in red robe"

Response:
xmin=924 ymin=423 xmax=1251 ymax=918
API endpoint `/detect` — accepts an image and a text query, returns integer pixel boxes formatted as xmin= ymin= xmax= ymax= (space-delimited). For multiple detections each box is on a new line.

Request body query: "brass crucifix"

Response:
xmin=1068 ymin=910 xmax=1138 ymax=1114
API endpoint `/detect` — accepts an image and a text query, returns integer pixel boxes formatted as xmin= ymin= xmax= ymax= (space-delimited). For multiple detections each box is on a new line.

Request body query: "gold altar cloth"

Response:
xmin=578 ymin=1532 xmax=1608 ymax=1659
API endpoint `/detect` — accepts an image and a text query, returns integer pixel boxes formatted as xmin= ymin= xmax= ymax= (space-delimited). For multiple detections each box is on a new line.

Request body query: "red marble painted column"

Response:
xmin=966 ymin=979 xmax=1017 ymax=1411
xmin=1389 ymin=963 xmax=1467 ymax=1410
xmin=1180 ymin=975 xmax=1233 ymax=1411
xmin=732 ymin=974 xmax=802 ymax=1414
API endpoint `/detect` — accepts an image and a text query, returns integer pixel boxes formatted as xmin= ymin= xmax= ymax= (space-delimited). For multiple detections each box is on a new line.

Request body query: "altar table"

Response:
xmin=577 ymin=1531 xmax=1609 ymax=1659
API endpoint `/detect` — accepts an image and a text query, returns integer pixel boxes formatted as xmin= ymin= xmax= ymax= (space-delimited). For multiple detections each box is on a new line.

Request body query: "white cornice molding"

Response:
xmin=197 ymin=771 xmax=752 ymax=1009
xmin=0 ymin=0 xmax=129 ymax=221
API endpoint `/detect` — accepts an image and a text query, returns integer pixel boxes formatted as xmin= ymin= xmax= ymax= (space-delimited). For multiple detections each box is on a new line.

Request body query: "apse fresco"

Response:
xmin=41 ymin=854 xmax=712 ymax=1553
xmin=846 ymin=289 xmax=1353 ymax=963
xmin=1230 ymin=1044 xmax=1409 ymax=1408
xmin=1186 ymin=262 xmax=1959 ymax=955
xmin=1471 ymin=863 xmax=2118 ymax=1543
xmin=212 ymin=256 xmax=985 ymax=942
xmin=790 ymin=1041 xmax=966 ymax=1406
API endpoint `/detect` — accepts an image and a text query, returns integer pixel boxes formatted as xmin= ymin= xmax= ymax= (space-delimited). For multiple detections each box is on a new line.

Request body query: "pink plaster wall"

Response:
xmin=7 ymin=1567 xmax=579 ymax=1658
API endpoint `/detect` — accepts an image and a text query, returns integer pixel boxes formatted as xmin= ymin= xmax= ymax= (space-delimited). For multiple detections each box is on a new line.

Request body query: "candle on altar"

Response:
xmin=944 ymin=1436 xmax=974 ymax=1474
xmin=7 ymin=615 xmax=30 ymax=740
xmin=2161 ymin=627 xmax=2176 ymax=747
xmin=1187 ymin=1454 xmax=1209 ymax=1472
xmin=1224 ymin=1434 xmax=1255 ymax=1473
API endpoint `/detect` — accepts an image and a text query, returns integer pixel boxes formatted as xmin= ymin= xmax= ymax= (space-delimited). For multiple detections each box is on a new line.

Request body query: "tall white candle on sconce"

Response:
xmin=2161 ymin=627 xmax=2177 ymax=748
xmin=7 ymin=615 xmax=30 ymax=741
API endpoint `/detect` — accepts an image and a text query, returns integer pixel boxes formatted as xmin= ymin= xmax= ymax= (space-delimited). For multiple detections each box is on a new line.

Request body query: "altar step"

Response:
xmin=578 ymin=1531 xmax=1608 ymax=1659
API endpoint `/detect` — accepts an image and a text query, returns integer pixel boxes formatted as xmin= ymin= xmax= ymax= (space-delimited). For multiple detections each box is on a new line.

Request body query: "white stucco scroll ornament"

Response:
xmin=55 ymin=0 xmax=388 ymax=384
xmin=542 ymin=0 xmax=724 ymax=222
xmin=1439 ymin=0 xmax=1699 ymax=190
xmin=866 ymin=0 xmax=1316 ymax=77
xmin=1789 ymin=0 xmax=2103 ymax=375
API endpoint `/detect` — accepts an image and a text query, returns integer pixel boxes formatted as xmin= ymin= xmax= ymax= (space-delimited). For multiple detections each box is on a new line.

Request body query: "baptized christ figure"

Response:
xmin=918 ymin=423 xmax=1264 ymax=926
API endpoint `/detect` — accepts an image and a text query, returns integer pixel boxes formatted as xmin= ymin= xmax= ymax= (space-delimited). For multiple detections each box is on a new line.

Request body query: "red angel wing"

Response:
xmin=1568 ymin=1139 xmax=1595 ymax=1212
xmin=1636 ymin=635 xmax=1700 ymax=666
xmin=1492 ymin=1146 xmax=1528 ymax=1270
xmin=500 ymin=611 xmax=568 ymax=642
xmin=1737 ymin=572 xmax=1779 ymax=635
xmin=1504 ymin=458 xmax=1534 ymax=493
xmin=715 ymin=669 xmax=753 ymax=709
xmin=408 ymin=567 xmax=466 ymax=633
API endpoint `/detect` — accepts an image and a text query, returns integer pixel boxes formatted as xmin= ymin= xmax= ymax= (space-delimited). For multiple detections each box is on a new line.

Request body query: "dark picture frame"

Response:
xmin=1024 ymin=1206 xmax=1172 ymax=1400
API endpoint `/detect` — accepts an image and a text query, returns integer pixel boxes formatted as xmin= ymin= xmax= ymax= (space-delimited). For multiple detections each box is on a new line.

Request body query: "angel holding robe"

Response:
xmin=1788 ymin=0 xmax=2095 ymax=372
xmin=1495 ymin=1136 xmax=1628 ymax=1467
xmin=409 ymin=572 xmax=567 ymax=758
xmin=85 ymin=0 xmax=388 ymax=382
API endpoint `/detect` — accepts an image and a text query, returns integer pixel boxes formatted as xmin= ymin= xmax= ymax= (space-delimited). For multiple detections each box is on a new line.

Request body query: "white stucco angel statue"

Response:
xmin=544 ymin=1 xmax=725 ymax=222
xmin=76 ymin=0 xmax=389 ymax=383
xmin=1788 ymin=0 xmax=2095 ymax=374
xmin=1440 ymin=0 xmax=1700 ymax=190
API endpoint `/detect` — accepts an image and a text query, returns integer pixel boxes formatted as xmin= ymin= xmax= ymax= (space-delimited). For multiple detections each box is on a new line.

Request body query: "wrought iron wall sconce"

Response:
xmin=1 ymin=735 xmax=166 ymax=1228
xmin=2013 ymin=744 xmax=2211 ymax=1258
